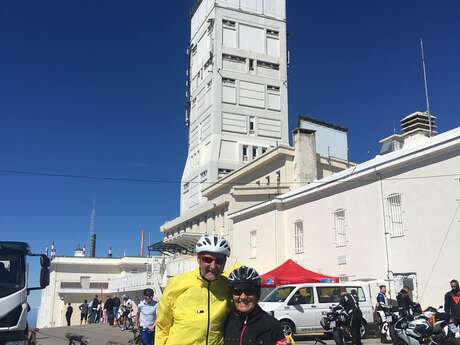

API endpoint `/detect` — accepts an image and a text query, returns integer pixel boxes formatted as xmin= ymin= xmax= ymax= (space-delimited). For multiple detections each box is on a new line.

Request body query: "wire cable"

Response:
xmin=0 ymin=168 xmax=458 ymax=186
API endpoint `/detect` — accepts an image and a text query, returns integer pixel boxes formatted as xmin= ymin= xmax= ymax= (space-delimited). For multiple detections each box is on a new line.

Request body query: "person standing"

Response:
xmin=105 ymin=296 xmax=115 ymax=325
xmin=112 ymin=295 xmax=121 ymax=326
xmin=66 ymin=303 xmax=73 ymax=326
xmin=396 ymin=287 xmax=417 ymax=318
xmin=224 ymin=266 xmax=292 ymax=345
xmin=90 ymin=295 xmax=100 ymax=323
xmin=376 ymin=285 xmax=390 ymax=343
xmin=79 ymin=299 xmax=89 ymax=325
xmin=335 ymin=288 xmax=362 ymax=345
xmin=137 ymin=288 xmax=158 ymax=345
xmin=155 ymin=234 xmax=232 ymax=345
xmin=444 ymin=279 xmax=460 ymax=327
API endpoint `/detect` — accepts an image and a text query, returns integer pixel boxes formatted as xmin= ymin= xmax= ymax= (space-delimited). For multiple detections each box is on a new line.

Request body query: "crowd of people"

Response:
xmin=63 ymin=234 xmax=459 ymax=345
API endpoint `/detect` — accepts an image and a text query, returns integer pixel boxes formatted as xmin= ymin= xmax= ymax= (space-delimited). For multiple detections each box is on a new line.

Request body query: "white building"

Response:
xmin=37 ymin=251 xmax=163 ymax=328
xmin=229 ymin=113 xmax=460 ymax=307
xmin=181 ymin=0 xmax=289 ymax=213
xmin=155 ymin=123 xmax=351 ymax=277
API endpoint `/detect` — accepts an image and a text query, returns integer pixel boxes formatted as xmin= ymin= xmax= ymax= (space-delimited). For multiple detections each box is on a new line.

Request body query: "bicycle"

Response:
xmin=128 ymin=328 xmax=141 ymax=345
xmin=117 ymin=310 xmax=135 ymax=331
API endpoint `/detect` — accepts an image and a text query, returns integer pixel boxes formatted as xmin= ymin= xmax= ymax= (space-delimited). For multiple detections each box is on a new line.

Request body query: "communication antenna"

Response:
xmin=420 ymin=38 xmax=433 ymax=136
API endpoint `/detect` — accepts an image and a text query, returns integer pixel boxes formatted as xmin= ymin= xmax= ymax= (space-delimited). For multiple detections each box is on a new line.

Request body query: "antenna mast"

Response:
xmin=420 ymin=38 xmax=432 ymax=137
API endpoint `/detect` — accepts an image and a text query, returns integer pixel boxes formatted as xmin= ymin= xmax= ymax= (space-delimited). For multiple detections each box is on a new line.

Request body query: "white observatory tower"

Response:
xmin=181 ymin=0 xmax=289 ymax=213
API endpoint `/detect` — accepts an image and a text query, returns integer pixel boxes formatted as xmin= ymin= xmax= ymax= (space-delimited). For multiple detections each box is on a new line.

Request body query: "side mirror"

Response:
xmin=40 ymin=267 xmax=50 ymax=289
xmin=40 ymin=255 xmax=51 ymax=268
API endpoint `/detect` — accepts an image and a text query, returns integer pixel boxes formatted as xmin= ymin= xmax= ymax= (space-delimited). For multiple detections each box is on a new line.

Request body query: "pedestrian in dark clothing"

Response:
xmin=112 ymin=295 xmax=121 ymax=326
xmin=79 ymin=299 xmax=89 ymax=325
xmin=91 ymin=295 xmax=100 ymax=323
xmin=444 ymin=279 xmax=460 ymax=326
xmin=105 ymin=297 xmax=115 ymax=325
xmin=334 ymin=289 xmax=363 ymax=345
xmin=66 ymin=303 xmax=73 ymax=326
xmin=397 ymin=287 xmax=418 ymax=318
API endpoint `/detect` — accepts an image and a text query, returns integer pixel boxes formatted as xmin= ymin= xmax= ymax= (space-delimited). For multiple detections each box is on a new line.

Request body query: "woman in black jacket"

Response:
xmin=224 ymin=266 xmax=292 ymax=345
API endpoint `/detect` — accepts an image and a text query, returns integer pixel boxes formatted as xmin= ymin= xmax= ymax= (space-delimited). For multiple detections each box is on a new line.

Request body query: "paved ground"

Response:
xmin=33 ymin=325 xmax=381 ymax=345
xmin=33 ymin=324 xmax=133 ymax=345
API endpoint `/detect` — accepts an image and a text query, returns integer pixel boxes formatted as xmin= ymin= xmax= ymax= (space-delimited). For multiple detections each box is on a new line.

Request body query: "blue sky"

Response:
xmin=1 ymin=1 xmax=459 ymax=310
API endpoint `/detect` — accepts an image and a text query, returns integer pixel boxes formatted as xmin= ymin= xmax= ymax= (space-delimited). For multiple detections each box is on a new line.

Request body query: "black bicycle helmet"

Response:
xmin=228 ymin=266 xmax=261 ymax=292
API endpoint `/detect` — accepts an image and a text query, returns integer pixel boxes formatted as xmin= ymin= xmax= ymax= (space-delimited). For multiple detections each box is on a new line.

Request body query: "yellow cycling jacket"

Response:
xmin=155 ymin=269 xmax=231 ymax=345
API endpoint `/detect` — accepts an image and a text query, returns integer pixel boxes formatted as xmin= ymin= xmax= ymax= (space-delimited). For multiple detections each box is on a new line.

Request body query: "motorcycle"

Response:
xmin=320 ymin=305 xmax=352 ymax=345
xmin=375 ymin=305 xmax=400 ymax=343
xmin=392 ymin=305 xmax=459 ymax=345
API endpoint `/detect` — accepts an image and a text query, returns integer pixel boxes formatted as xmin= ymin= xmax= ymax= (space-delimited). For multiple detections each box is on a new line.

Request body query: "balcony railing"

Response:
xmin=109 ymin=272 xmax=151 ymax=292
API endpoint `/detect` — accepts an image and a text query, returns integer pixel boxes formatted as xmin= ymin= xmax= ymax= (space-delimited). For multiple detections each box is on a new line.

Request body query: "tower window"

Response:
xmin=249 ymin=59 xmax=254 ymax=71
xmin=249 ymin=116 xmax=255 ymax=134
xmin=266 ymin=29 xmax=279 ymax=37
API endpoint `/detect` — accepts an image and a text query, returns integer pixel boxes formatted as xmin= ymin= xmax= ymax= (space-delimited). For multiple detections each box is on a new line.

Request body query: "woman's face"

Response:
xmin=232 ymin=284 xmax=259 ymax=314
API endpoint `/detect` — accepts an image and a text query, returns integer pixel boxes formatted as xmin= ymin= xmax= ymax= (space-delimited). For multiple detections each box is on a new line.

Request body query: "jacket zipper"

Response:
xmin=239 ymin=317 xmax=248 ymax=345
xmin=206 ymin=281 xmax=211 ymax=345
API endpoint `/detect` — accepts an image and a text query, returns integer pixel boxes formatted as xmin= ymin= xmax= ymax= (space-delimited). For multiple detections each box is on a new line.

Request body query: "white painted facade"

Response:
xmin=160 ymin=127 xmax=351 ymax=277
xmin=229 ymin=125 xmax=460 ymax=307
xmin=37 ymin=255 xmax=162 ymax=328
xmin=182 ymin=0 xmax=289 ymax=213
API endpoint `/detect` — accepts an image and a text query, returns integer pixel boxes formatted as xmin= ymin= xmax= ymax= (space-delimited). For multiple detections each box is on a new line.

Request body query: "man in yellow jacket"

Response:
xmin=155 ymin=234 xmax=232 ymax=345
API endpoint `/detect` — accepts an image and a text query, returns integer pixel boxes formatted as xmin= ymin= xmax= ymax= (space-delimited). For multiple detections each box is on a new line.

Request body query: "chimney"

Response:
xmin=89 ymin=233 xmax=96 ymax=258
xmin=292 ymin=128 xmax=318 ymax=187
xmin=400 ymin=111 xmax=437 ymax=148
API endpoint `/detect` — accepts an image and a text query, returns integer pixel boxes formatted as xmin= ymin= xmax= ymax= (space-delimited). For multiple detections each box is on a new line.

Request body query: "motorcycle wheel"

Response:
xmin=333 ymin=329 xmax=346 ymax=345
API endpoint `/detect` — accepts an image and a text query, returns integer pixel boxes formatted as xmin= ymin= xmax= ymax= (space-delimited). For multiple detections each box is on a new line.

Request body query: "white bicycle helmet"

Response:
xmin=195 ymin=234 xmax=231 ymax=257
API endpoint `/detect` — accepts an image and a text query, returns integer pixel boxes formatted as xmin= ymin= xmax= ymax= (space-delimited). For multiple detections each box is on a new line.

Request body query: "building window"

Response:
xmin=334 ymin=209 xmax=347 ymax=247
xmin=242 ymin=145 xmax=248 ymax=161
xmin=249 ymin=116 xmax=255 ymax=134
xmin=252 ymin=146 xmax=257 ymax=159
xmin=222 ymin=78 xmax=237 ymax=104
xmin=261 ymin=147 xmax=267 ymax=154
xmin=386 ymin=193 xmax=404 ymax=237
xmin=294 ymin=220 xmax=304 ymax=254
xmin=249 ymin=58 xmax=255 ymax=71
xmin=250 ymin=230 xmax=257 ymax=259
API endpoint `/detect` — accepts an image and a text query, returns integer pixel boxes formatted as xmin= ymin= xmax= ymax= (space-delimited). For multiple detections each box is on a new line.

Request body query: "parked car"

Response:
xmin=259 ymin=282 xmax=374 ymax=336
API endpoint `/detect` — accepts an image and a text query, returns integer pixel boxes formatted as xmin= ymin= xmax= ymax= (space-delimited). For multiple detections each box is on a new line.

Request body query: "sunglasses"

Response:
xmin=200 ymin=255 xmax=226 ymax=266
xmin=232 ymin=286 xmax=258 ymax=296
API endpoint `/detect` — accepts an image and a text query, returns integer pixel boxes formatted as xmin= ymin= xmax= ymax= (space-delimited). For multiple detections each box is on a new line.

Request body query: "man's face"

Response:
xmin=144 ymin=294 xmax=153 ymax=303
xmin=381 ymin=287 xmax=387 ymax=294
xmin=232 ymin=284 xmax=258 ymax=314
xmin=197 ymin=252 xmax=226 ymax=281
xmin=451 ymin=281 xmax=459 ymax=290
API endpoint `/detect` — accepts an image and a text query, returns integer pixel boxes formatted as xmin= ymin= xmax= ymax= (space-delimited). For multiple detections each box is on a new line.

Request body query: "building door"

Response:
xmin=393 ymin=273 xmax=418 ymax=302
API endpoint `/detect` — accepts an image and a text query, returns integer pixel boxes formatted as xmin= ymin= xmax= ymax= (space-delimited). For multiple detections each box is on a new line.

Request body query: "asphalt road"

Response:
xmin=32 ymin=325 xmax=382 ymax=345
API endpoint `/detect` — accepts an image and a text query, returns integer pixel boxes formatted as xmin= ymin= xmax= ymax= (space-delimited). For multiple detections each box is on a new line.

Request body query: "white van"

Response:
xmin=259 ymin=282 xmax=374 ymax=336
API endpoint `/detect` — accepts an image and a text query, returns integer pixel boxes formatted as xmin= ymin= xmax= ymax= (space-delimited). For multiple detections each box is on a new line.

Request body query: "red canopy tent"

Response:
xmin=260 ymin=259 xmax=339 ymax=287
